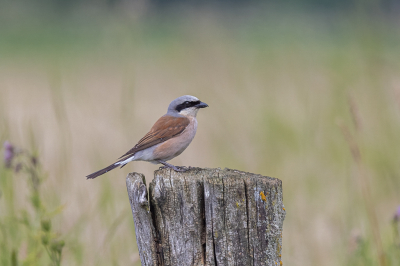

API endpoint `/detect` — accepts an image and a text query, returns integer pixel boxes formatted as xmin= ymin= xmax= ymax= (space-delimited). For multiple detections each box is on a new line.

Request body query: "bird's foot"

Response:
xmin=159 ymin=165 xmax=189 ymax=172
xmin=158 ymin=160 xmax=189 ymax=172
xmin=172 ymin=166 xmax=189 ymax=172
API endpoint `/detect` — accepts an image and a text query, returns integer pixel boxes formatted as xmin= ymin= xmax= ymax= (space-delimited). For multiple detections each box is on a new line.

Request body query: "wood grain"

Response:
xmin=126 ymin=168 xmax=286 ymax=266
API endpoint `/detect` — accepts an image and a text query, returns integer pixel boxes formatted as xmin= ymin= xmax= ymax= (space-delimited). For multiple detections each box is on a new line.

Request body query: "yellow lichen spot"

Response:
xmin=282 ymin=207 xmax=285 ymax=211
xmin=236 ymin=202 xmax=239 ymax=208
xmin=280 ymin=261 xmax=283 ymax=266
xmin=260 ymin=191 xmax=267 ymax=201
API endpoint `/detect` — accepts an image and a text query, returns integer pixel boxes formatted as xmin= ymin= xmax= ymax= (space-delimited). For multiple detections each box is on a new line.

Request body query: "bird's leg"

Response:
xmin=157 ymin=160 xmax=188 ymax=172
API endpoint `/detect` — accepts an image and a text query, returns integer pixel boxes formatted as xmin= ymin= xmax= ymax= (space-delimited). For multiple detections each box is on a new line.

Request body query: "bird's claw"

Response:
xmin=172 ymin=166 xmax=189 ymax=172
xmin=158 ymin=165 xmax=189 ymax=172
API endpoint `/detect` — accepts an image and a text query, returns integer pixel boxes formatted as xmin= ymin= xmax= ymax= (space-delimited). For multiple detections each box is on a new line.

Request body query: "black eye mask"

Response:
xmin=175 ymin=101 xmax=201 ymax=112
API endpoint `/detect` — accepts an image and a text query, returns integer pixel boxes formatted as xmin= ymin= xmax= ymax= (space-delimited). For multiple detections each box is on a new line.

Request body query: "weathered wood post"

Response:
xmin=126 ymin=167 xmax=286 ymax=266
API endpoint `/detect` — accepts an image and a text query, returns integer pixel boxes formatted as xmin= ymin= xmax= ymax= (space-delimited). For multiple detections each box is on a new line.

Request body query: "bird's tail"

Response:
xmin=86 ymin=163 xmax=120 ymax=179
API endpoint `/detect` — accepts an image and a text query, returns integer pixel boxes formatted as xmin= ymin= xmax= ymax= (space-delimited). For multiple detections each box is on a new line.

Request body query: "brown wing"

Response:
xmin=117 ymin=115 xmax=190 ymax=161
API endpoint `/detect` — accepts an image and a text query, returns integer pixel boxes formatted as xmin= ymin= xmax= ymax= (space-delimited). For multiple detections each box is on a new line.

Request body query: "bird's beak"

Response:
xmin=196 ymin=101 xmax=209 ymax=108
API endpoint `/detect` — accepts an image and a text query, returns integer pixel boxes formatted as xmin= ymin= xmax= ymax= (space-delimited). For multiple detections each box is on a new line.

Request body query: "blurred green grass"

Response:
xmin=1 ymin=5 xmax=400 ymax=265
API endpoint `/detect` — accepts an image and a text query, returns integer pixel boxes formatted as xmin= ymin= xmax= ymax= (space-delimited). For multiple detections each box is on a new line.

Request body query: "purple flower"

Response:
xmin=3 ymin=141 xmax=14 ymax=168
xmin=395 ymin=206 xmax=400 ymax=222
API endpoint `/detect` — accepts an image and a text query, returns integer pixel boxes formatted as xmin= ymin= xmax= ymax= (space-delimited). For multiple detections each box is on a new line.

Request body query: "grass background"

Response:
xmin=1 ymin=3 xmax=400 ymax=265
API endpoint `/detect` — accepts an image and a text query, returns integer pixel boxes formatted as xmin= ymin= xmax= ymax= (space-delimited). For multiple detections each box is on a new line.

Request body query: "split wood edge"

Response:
xmin=126 ymin=167 xmax=286 ymax=266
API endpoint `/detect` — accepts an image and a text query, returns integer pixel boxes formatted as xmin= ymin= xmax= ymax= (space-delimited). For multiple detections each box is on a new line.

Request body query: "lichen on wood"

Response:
xmin=126 ymin=168 xmax=286 ymax=266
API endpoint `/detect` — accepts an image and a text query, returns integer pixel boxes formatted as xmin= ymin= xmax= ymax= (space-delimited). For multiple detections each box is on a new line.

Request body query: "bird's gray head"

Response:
xmin=167 ymin=95 xmax=208 ymax=117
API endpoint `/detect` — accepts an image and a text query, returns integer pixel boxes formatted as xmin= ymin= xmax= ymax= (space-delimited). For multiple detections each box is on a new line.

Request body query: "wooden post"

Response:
xmin=126 ymin=168 xmax=286 ymax=266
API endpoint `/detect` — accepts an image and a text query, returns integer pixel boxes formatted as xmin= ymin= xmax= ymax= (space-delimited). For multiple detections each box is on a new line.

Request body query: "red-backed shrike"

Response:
xmin=86 ymin=95 xmax=208 ymax=179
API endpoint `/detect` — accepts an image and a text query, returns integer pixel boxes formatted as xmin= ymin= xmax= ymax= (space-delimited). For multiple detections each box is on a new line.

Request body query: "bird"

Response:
xmin=86 ymin=95 xmax=208 ymax=179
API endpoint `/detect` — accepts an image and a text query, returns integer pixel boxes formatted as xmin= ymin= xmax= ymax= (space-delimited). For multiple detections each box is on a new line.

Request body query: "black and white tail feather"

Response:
xmin=86 ymin=156 xmax=132 ymax=179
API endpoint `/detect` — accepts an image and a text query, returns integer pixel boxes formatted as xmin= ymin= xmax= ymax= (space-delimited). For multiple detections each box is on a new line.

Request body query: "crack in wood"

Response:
xmin=127 ymin=168 xmax=285 ymax=266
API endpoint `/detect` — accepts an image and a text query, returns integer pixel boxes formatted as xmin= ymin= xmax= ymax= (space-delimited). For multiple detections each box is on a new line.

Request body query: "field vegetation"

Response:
xmin=1 ymin=4 xmax=400 ymax=265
